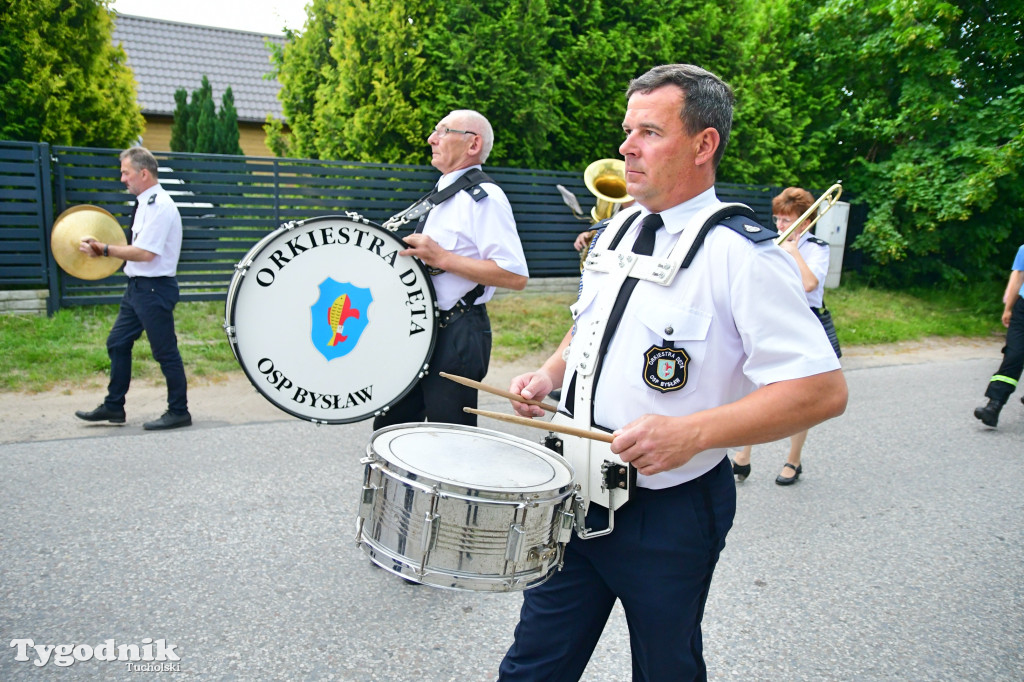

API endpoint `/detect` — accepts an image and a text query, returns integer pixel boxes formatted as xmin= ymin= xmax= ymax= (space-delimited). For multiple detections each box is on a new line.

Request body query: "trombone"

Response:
xmin=775 ymin=183 xmax=843 ymax=245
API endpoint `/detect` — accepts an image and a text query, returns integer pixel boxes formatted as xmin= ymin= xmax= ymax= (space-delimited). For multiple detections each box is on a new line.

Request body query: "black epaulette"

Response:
xmin=463 ymin=168 xmax=493 ymax=202
xmin=147 ymin=194 xmax=157 ymax=205
xmin=465 ymin=183 xmax=489 ymax=202
xmin=717 ymin=214 xmax=776 ymax=244
xmin=806 ymin=235 xmax=829 ymax=247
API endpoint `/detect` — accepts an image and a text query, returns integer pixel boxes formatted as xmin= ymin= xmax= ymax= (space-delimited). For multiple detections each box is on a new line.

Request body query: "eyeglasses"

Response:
xmin=432 ymin=127 xmax=478 ymax=138
xmin=772 ymin=215 xmax=795 ymax=227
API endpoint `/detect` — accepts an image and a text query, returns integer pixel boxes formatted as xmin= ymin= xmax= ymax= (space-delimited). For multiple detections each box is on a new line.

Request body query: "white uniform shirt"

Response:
xmin=421 ymin=166 xmax=528 ymax=310
xmin=796 ymin=234 xmax=831 ymax=308
xmin=561 ymin=187 xmax=841 ymax=489
xmin=124 ymin=184 xmax=183 ymax=278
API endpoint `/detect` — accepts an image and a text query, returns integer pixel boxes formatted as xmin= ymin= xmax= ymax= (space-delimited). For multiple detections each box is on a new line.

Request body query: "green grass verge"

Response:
xmin=0 ymin=283 xmax=1006 ymax=393
xmin=826 ymin=282 xmax=1004 ymax=345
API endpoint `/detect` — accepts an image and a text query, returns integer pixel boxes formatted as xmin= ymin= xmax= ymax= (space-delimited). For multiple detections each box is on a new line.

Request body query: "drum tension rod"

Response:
xmin=543 ymin=433 xmax=563 ymax=454
xmin=601 ymin=461 xmax=629 ymax=491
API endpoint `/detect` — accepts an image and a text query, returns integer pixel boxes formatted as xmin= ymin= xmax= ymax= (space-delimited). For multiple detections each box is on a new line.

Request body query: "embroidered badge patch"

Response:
xmin=642 ymin=345 xmax=690 ymax=393
xmin=310 ymin=278 xmax=373 ymax=361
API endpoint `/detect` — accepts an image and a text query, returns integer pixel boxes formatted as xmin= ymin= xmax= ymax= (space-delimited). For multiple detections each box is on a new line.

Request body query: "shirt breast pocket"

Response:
xmin=631 ymin=303 xmax=712 ymax=398
xmin=426 ymin=225 xmax=459 ymax=251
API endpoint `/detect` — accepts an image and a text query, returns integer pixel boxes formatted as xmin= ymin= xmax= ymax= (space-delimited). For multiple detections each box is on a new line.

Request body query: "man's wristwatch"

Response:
xmin=103 ymin=244 xmax=109 ymax=257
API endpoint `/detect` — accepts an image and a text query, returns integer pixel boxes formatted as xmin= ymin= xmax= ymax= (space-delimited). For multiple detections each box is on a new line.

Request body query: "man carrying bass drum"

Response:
xmin=374 ymin=109 xmax=529 ymax=429
xmin=499 ymin=65 xmax=848 ymax=680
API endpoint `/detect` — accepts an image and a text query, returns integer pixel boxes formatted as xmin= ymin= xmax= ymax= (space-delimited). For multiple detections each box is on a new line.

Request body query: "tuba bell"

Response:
xmin=583 ymin=158 xmax=632 ymax=223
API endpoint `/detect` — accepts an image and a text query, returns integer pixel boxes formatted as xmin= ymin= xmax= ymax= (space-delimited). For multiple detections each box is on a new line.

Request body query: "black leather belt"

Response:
xmin=439 ymin=301 xmax=484 ymax=328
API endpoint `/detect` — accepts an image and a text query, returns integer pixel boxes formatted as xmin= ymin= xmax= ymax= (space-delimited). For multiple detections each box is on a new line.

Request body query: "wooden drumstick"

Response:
xmin=465 ymin=407 xmax=615 ymax=444
xmin=440 ymin=372 xmax=557 ymax=413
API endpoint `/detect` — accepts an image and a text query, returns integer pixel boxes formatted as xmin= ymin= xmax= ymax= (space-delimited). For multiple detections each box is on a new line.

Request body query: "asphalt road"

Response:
xmin=1 ymin=352 xmax=1021 ymax=680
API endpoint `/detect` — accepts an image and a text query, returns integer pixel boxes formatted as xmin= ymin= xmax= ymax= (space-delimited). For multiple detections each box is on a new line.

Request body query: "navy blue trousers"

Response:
xmin=499 ymin=456 xmax=736 ymax=682
xmin=985 ymin=295 xmax=1024 ymax=403
xmin=373 ymin=304 xmax=491 ymax=428
xmin=104 ymin=276 xmax=188 ymax=414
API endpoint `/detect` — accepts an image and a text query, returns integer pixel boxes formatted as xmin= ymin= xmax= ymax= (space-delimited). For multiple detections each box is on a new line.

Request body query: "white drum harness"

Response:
xmin=555 ymin=203 xmax=774 ymax=538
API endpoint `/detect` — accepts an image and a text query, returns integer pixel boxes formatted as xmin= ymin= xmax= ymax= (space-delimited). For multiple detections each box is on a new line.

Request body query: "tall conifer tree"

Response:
xmin=0 ymin=0 xmax=143 ymax=146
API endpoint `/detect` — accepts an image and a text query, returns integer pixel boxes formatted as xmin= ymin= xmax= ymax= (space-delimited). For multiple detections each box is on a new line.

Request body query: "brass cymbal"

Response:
xmin=50 ymin=205 xmax=128 ymax=280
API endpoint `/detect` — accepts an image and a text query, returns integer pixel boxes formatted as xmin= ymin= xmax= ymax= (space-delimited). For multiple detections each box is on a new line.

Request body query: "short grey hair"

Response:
xmin=449 ymin=109 xmax=494 ymax=163
xmin=626 ymin=64 xmax=735 ymax=169
xmin=119 ymin=146 xmax=159 ymax=177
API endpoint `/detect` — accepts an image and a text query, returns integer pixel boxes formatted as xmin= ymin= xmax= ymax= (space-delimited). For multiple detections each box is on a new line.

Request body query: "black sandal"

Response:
xmin=775 ymin=463 xmax=802 ymax=486
xmin=732 ymin=459 xmax=751 ymax=481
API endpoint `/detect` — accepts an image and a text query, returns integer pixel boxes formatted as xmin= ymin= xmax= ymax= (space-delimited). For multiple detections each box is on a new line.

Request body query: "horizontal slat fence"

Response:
xmin=1 ymin=141 xmax=793 ymax=312
xmin=0 ymin=142 xmax=53 ymax=291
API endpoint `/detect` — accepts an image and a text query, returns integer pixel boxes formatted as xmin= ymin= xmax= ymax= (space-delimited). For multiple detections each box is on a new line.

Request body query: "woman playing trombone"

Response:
xmin=732 ymin=186 xmax=835 ymax=485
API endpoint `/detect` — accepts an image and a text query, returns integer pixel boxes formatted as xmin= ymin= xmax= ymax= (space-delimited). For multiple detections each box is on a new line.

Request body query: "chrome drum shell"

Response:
xmin=357 ymin=424 xmax=576 ymax=592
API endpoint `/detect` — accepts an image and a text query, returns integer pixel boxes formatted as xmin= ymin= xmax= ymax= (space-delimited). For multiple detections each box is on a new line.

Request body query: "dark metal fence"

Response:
xmin=0 ymin=141 xmax=54 ymax=289
xmin=2 ymin=141 xmax=795 ymax=313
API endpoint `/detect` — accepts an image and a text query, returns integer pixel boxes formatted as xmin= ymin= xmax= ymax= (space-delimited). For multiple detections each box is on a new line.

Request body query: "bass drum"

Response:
xmin=224 ymin=214 xmax=438 ymax=424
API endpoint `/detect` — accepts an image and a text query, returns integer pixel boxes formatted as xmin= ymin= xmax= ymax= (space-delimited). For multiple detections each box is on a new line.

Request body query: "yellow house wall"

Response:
xmin=140 ymin=115 xmax=276 ymax=158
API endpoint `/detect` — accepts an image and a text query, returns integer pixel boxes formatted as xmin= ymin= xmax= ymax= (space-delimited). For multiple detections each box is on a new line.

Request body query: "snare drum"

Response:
xmin=224 ymin=215 xmax=438 ymax=424
xmin=357 ymin=424 xmax=577 ymax=592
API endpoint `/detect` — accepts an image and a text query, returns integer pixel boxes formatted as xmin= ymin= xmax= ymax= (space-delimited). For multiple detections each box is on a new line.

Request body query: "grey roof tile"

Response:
xmin=112 ymin=14 xmax=285 ymax=122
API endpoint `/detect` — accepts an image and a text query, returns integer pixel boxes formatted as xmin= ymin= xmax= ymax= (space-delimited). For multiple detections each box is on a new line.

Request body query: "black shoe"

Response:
xmin=731 ymin=459 xmax=751 ymax=481
xmin=75 ymin=404 xmax=126 ymax=424
xmin=973 ymin=399 xmax=1004 ymax=427
xmin=143 ymin=411 xmax=192 ymax=431
xmin=775 ymin=463 xmax=802 ymax=486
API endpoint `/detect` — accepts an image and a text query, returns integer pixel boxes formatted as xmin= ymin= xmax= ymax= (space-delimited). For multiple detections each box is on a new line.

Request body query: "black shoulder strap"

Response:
xmin=606 ymin=210 xmax=643 ymax=250
xmin=389 ymin=168 xmax=496 ymax=229
xmin=463 ymin=168 xmax=492 ymax=202
xmin=598 ymin=204 xmax=774 ymax=267
xmin=681 ymin=205 xmax=774 ymax=268
xmin=429 ymin=168 xmax=493 ymax=205
xmin=461 ymin=282 xmax=486 ymax=307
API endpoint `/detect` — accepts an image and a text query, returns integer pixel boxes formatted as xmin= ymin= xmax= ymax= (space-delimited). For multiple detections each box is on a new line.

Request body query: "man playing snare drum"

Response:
xmin=374 ymin=110 xmax=528 ymax=429
xmin=499 ymin=65 xmax=848 ymax=680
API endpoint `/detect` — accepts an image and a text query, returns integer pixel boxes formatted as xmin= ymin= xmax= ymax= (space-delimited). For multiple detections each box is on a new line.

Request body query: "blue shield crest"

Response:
xmin=310 ymin=278 xmax=373 ymax=360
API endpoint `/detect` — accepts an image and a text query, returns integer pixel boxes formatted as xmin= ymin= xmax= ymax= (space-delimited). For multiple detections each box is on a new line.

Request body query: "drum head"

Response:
xmin=225 ymin=215 xmax=438 ymax=424
xmin=370 ymin=424 xmax=575 ymax=496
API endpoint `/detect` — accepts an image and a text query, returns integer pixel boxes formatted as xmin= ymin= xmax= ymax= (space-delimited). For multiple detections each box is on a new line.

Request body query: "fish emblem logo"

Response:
xmin=311 ymin=278 xmax=372 ymax=360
